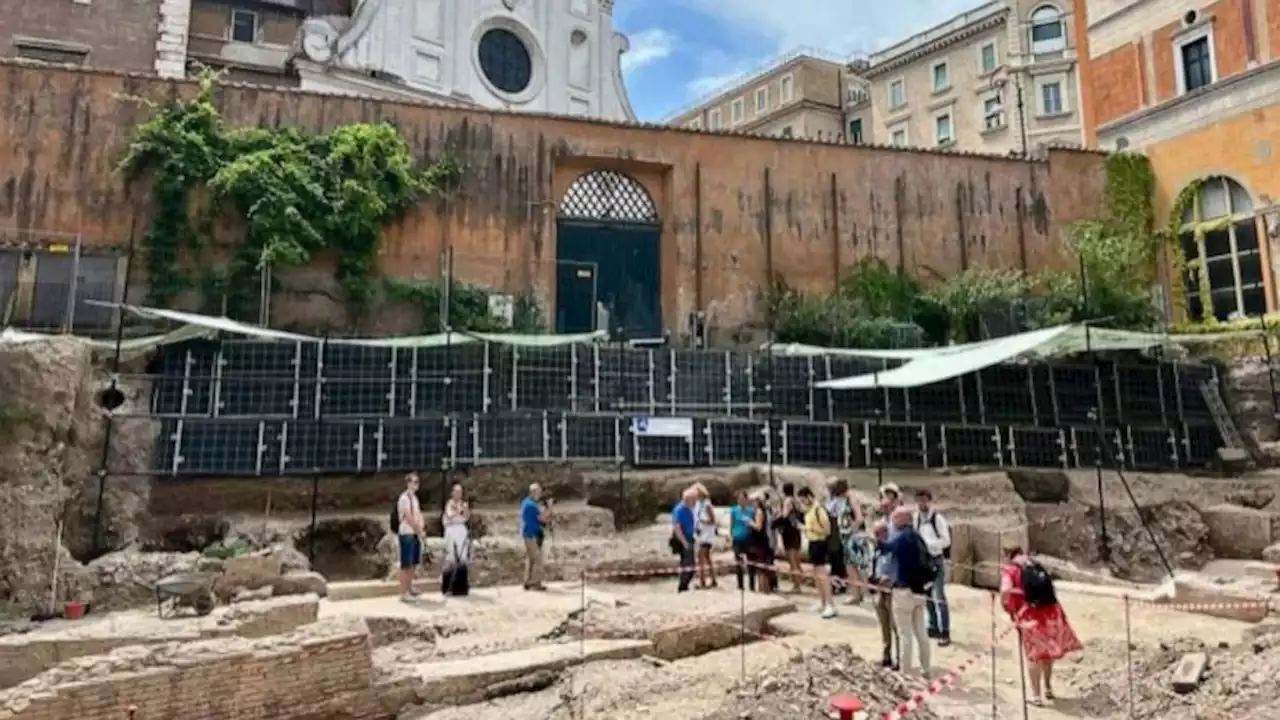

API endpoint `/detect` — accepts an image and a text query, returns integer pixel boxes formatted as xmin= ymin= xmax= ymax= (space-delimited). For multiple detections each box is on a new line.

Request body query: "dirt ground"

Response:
xmin=383 ymin=568 xmax=1263 ymax=720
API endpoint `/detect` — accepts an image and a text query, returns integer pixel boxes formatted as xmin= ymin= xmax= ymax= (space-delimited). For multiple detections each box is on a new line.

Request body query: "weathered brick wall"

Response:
xmin=0 ymin=617 xmax=399 ymax=720
xmin=0 ymin=0 xmax=159 ymax=71
xmin=0 ymin=596 xmax=319 ymax=690
xmin=0 ymin=61 xmax=1107 ymax=334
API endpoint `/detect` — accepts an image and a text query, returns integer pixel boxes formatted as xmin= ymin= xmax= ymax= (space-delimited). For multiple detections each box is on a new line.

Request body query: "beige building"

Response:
xmin=859 ymin=0 xmax=1084 ymax=153
xmin=666 ymin=50 xmax=863 ymax=141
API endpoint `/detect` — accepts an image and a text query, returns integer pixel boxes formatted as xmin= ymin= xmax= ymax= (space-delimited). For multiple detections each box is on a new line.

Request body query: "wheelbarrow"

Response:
xmin=154 ymin=572 xmax=217 ymax=619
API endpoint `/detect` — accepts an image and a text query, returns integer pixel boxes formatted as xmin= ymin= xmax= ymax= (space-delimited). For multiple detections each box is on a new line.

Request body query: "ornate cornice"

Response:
xmin=865 ymin=13 xmax=1007 ymax=78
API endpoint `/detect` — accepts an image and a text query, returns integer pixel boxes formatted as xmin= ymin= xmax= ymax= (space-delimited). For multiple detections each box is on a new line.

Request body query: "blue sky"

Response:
xmin=613 ymin=0 xmax=982 ymax=120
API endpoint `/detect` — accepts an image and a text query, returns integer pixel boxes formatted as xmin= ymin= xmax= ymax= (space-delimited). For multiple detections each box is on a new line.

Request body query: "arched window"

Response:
xmin=1029 ymin=6 xmax=1066 ymax=55
xmin=1179 ymin=176 xmax=1265 ymax=320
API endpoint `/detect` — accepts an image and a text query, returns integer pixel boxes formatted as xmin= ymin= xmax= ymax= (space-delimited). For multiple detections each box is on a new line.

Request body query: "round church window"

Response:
xmin=478 ymin=28 xmax=532 ymax=95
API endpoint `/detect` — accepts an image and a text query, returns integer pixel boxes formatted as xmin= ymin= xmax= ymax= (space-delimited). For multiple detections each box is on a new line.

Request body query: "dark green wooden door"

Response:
xmin=555 ymin=260 xmax=597 ymax=334
xmin=555 ymin=170 xmax=661 ymax=339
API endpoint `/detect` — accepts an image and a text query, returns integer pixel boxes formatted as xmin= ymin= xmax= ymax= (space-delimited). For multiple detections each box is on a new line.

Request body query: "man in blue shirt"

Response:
xmin=884 ymin=507 xmax=932 ymax=678
xmin=672 ymin=487 xmax=698 ymax=592
xmin=520 ymin=483 xmax=548 ymax=591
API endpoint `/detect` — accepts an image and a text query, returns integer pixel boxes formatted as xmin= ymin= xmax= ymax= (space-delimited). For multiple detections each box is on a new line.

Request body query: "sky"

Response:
xmin=612 ymin=0 xmax=982 ymax=121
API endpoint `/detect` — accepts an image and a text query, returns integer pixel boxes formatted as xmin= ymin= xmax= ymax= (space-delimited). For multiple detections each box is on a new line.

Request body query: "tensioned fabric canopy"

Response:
xmin=810 ymin=324 xmax=1254 ymax=390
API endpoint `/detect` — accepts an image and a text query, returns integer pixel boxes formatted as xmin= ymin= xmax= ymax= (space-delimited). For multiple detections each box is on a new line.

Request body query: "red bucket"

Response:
xmin=63 ymin=600 xmax=84 ymax=620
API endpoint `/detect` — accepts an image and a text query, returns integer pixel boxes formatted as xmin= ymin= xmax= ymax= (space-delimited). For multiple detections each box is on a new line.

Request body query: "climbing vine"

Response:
xmin=1164 ymin=179 xmax=1205 ymax=321
xmin=119 ymin=70 xmax=463 ymax=316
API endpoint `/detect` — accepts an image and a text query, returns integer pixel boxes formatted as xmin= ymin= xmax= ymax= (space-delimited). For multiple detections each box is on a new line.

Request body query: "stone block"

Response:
xmin=968 ymin=522 xmax=1029 ymax=566
xmin=1172 ymin=574 xmax=1270 ymax=623
xmin=1201 ymin=504 xmax=1273 ymax=559
xmin=269 ymin=570 xmax=328 ymax=598
xmin=213 ymin=554 xmax=284 ymax=599
xmin=1264 ymin=543 xmax=1280 ymax=564
xmin=1170 ymin=652 xmax=1207 ymax=693
xmin=948 ymin=522 xmax=974 ymax=586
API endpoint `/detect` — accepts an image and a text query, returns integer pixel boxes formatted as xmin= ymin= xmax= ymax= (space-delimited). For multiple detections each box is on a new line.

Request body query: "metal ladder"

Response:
xmin=1200 ymin=381 xmax=1246 ymax=450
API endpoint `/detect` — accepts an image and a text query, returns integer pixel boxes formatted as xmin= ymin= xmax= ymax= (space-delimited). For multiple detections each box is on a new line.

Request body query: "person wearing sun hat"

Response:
xmin=877 ymin=482 xmax=904 ymax=520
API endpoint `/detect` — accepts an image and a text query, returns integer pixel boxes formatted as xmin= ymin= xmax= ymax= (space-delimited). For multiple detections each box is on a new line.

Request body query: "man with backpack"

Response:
xmin=884 ymin=506 xmax=934 ymax=678
xmin=912 ymin=489 xmax=952 ymax=645
xmin=393 ymin=473 xmax=425 ymax=603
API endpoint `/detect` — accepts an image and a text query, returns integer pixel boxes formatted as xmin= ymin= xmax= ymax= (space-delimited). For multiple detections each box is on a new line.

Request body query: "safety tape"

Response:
xmin=879 ymin=623 xmax=1019 ymax=719
xmin=581 ymin=560 xmax=1277 ymax=616
xmin=1128 ymin=597 xmax=1276 ymax=613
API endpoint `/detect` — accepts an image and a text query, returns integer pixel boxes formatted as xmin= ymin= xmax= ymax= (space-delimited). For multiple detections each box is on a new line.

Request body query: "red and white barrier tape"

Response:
xmin=581 ymin=560 xmax=1276 ymax=615
xmin=879 ymin=624 xmax=1019 ymax=719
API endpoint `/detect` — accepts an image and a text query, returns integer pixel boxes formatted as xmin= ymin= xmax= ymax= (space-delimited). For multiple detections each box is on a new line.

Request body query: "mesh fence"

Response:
xmin=108 ymin=336 xmax=1226 ymax=477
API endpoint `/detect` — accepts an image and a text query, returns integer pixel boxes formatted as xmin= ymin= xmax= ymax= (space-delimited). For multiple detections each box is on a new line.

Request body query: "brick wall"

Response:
xmin=1085 ymin=0 xmax=1259 ymax=136
xmin=0 ymin=596 xmax=318 ymax=690
xmin=0 ymin=0 xmax=159 ymax=72
xmin=1090 ymin=42 xmax=1146 ymax=126
xmin=0 ymin=618 xmax=399 ymax=720
xmin=0 ymin=61 xmax=1108 ymax=334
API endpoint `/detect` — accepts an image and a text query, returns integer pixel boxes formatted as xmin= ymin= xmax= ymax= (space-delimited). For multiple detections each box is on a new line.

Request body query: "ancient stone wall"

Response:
xmin=0 ymin=617 xmax=409 ymax=720
xmin=0 ymin=61 xmax=1108 ymax=335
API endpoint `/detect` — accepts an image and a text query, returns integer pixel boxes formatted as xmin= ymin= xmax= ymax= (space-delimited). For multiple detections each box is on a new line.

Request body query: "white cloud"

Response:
xmin=621 ymin=28 xmax=676 ymax=73
xmin=671 ymin=0 xmax=983 ymax=101
xmin=672 ymin=0 xmax=981 ymax=57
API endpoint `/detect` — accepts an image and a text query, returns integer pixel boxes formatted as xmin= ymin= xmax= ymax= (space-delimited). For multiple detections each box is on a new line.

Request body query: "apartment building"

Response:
xmin=1079 ymin=0 xmax=1280 ymax=321
xmin=2 ymin=1 xmax=347 ymax=84
xmin=861 ymin=0 xmax=1084 ymax=153
xmin=665 ymin=51 xmax=858 ymax=140
xmin=183 ymin=0 xmax=317 ymax=85
xmin=1 ymin=0 xmax=161 ymax=70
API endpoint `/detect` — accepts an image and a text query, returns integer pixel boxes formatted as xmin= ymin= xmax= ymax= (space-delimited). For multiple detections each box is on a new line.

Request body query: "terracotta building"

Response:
xmin=1077 ymin=0 xmax=1280 ymax=321
xmin=0 ymin=62 xmax=1107 ymax=340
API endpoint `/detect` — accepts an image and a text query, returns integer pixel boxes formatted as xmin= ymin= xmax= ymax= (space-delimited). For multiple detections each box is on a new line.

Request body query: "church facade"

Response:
xmin=296 ymin=0 xmax=637 ymax=121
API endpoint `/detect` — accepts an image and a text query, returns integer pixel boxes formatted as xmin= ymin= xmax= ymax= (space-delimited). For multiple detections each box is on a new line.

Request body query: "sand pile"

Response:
xmin=701 ymin=644 xmax=938 ymax=719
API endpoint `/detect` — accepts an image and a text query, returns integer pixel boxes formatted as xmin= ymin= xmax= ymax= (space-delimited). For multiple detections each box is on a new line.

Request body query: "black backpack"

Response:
xmin=389 ymin=502 xmax=400 ymax=532
xmin=909 ymin=533 xmax=936 ymax=592
xmin=1021 ymin=560 xmax=1057 ymax=607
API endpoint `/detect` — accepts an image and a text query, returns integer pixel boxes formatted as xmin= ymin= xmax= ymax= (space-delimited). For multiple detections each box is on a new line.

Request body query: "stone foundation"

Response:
xmin=0 ymin=616 xmax=402 ymax=720
xmin=0 ymin=596 xmax=318 ymax=690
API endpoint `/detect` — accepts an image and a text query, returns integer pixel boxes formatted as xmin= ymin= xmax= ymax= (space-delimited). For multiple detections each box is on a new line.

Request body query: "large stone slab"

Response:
xmin=414 ymin=639 xmax=653 ymax=704
xmin=1201 ymin=504 xmax=1274 ymax=559
xmin=1168 ymin=573 xmax=1271 ymax=623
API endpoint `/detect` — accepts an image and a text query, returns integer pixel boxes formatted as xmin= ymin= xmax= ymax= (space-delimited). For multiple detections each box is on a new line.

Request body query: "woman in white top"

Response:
xmin=441 ymin=483 xmax=471 ymax=596
xmin=692 ymin=483 xmax=719 ymax=589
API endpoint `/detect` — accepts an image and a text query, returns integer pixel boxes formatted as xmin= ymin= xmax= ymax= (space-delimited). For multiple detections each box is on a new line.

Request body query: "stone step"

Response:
xmin=327 ymin=579 xmax=440 ymax=601
xmin=414 ymin=638 xmax=654 ymax=704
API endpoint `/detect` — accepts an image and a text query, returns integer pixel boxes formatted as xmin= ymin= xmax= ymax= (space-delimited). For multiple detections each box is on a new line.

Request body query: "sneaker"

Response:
xmin=400 ymin=593 xmax=417 ymax=604
xmin=927 ymin=629 xmax=940 ymax=639
xmin=820 ymin=605 xmax=837 ymax=619
xmin=937 ymin=635 xmax=951 ymax=647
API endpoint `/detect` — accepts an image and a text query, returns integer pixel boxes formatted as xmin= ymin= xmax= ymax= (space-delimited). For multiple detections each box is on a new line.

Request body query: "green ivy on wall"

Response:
xmin=1163 ymin=179 xmax=1206 ymax=321
xmin=119 ymin=71 xmax=463 ymax=317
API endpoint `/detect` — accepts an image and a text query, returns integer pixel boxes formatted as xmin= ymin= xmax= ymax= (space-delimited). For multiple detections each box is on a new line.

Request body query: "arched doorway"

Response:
xmin=555 ymin=169 xmax=661 ymax=338
xmin=1177 ymin=176 xmax=1266 ymax=320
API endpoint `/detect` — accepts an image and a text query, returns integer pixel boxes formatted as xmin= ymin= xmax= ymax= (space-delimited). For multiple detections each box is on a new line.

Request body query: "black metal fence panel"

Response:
xmin=134 ymin=340 xmax=1227 ymax=476
xmin=145 ymin=413 xmax=1224 ymax=477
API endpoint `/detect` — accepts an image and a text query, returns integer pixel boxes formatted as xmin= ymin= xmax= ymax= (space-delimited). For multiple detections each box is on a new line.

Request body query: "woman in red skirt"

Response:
xmin=999 ymin=546 xmax=1083 ymax=707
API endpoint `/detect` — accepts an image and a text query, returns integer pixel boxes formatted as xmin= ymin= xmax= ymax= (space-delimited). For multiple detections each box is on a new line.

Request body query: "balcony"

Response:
xmin=845 ymin=84 xmax=871 ymax=109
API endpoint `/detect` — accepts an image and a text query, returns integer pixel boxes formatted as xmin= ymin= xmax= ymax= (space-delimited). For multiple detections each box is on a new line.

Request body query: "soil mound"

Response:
xmin=702 ymin=645 xmax=938 ymax=719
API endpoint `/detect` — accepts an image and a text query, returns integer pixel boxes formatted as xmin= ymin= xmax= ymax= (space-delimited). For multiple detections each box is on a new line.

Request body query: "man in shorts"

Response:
xmin=397 ymin=473 xmax=425 ymax=603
